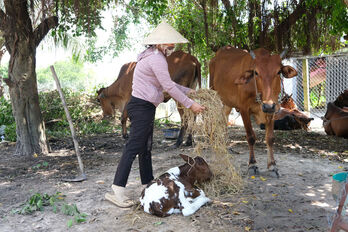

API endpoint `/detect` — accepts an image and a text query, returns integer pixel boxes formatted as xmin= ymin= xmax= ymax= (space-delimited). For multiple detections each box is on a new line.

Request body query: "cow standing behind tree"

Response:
xmin=209 ymin=46 xmax=297 ymax=177
xmin=97 ymin=50 xmax=201 ymax=147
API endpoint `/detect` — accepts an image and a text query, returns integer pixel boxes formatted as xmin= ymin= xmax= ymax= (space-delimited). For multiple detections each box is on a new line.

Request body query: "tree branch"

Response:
xmin=34 ymin=16 xmax=58 ymax=47
xmin=220 ymin=0 xmax=238 ymax=44
xmin=0 ymin=9 xmax=8 ymax=32
xmin=277 ymin=0 xmax=306 ymax=36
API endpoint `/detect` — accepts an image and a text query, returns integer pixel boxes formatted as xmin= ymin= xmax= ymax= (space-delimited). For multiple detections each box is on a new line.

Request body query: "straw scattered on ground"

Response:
xmin=183 ymin=89 xmax=243 ymax=197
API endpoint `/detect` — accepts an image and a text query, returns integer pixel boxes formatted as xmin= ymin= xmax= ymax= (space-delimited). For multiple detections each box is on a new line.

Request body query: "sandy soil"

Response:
xmin=0 ymin=125 xmax=347 ymax=232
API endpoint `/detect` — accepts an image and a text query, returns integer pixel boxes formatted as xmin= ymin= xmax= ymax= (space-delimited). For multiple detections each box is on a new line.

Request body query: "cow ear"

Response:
xmin=234 ymin=70 xmax=254 ymax=85
xmin=281 ymin=66 xmax=297 ymax=78
xmin=179 ymin=154 xmax=193 ymax=163
xmin=179 ymin=154 xmax=189 ymax=162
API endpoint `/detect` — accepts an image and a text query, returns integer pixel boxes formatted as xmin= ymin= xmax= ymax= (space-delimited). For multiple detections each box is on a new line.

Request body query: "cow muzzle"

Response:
xmin=262 ymin=103 xmax=276 ymax=113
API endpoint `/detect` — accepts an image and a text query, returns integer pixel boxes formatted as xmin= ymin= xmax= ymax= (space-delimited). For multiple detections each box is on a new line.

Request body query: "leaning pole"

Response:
xmin=50 ymin=65 xmax=86 ymax=182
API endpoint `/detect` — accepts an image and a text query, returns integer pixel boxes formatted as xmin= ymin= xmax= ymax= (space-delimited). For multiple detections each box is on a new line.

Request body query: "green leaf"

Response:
xmin=67 ymin=219 xmax=73 ymax=228
xmin=37 ymin=199 xmax=43 ymax=210
xmin=53 ymin=205 xmax=57 ymax=213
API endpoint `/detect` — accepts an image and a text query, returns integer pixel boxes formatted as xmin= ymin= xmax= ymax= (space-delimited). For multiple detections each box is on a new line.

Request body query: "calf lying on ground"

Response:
xmin=260 ymin=94 xmax=313 ymax=130
xmin=323 ymin=102 xmax=348 ymax=138
xmin=140 ymin=154 xmax=213 ymax=217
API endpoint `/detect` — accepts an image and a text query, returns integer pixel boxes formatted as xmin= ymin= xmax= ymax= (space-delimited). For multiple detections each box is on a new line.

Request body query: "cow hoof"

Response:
xmin=248 ymin=166 xmax=259 ymax=176
xmin=269 ymin=167 xmax=280 ymax=178
xmin=122 ymin=134 xmax=129 ymax=139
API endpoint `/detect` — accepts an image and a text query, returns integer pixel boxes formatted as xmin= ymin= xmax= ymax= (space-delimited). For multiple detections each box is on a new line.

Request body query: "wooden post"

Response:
xmin=50 ymin=66 xmax=85 ymax=176
xmin=302 ymin=58 xmax=310 ymax=112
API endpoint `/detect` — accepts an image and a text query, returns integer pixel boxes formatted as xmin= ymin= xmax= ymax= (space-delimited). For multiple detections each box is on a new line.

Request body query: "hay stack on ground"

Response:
xmin=183 ymin=89 xmax=243 ymax=197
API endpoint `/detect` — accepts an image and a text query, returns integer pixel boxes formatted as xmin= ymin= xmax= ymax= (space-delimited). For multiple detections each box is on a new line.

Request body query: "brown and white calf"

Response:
xmin=140 ymin=154 xmax=213 ymax=217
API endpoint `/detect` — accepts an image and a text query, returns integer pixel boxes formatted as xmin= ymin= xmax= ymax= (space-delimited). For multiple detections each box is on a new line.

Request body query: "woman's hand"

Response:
xmin=190 ymin=102 xmax=205 ymax=114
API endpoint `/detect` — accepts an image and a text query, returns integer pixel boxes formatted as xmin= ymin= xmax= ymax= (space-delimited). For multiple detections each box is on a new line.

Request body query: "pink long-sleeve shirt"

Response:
xmin=132 ymin=47 xmax=194 ymax=108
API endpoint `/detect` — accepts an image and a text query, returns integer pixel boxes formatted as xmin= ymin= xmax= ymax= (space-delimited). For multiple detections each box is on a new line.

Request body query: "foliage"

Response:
xmin=0 ymin=65 xmax=8 ymax=79
xmin=0 ymin=96 xmax=14 ymax=125
xmin=154 ymin=117 xmax=179 ymax=128
xmin=61 ymin=203 xmax=88 ymax=228
xmin=0 ymin=96 xmax=16 ymax=142
xmin=39 ymin=88 xmax=115 ymax=138
xmin=0 ymin=88 xmax=115 ymax=141
xmin=4 ymin=123 xmax=16 ymax=142
xmin=310 ymin=84 xmax=326 ymax=108
xmin=12 ymin=192 xmax=87 ymax=228
xmin=36 ymin=59 xmax=95 ymax=92
xmin=12 ymin=192 xmax=64 ymax=215
xmin=121 ymin=0 xmax=348 ymax=72
xmin=32 ymin=161 xmax=49 ymax=171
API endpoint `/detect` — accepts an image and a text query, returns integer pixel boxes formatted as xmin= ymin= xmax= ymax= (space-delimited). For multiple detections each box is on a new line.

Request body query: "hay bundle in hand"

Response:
xmin=183 ymin=89 xmax=243 ymax=196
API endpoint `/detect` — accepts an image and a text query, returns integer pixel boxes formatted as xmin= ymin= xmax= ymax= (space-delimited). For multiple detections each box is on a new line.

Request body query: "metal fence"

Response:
xmin=283 ymin=54 xmax=348 ymax=118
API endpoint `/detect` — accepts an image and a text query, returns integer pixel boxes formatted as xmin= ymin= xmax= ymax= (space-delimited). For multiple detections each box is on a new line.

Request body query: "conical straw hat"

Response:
xmin=143 ymin=21 xmax=189 ymax=45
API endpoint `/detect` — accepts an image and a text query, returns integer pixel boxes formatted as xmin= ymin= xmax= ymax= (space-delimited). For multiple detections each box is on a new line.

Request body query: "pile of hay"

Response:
xmin=183 ymin=89 xmax=243 ymax=197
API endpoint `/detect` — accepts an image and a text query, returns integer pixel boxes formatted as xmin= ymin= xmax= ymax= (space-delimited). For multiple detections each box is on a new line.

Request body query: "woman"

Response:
xmin=105 ymin=21 xmax=205 ymax=208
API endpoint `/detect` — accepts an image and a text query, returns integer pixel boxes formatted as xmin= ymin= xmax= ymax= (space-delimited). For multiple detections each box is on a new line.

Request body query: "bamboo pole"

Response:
xmin=50 ymin=66 xmax=85 ymax=177
xmin=302 ymin=59 xmax=310 ymax=112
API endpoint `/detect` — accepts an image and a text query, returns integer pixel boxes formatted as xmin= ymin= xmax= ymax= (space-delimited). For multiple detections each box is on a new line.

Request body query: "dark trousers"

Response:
xmin=113 ymin=96 xmax=155 ymax=187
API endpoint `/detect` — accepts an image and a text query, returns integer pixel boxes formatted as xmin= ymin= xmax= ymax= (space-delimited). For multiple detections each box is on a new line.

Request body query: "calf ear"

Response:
xmin=281 ymin=66 xmax=297 ymax=78
xmin=179 ymin=154 xmax=193 ymax=164
xmin=234 ymin=70 xmax=254 ymax=85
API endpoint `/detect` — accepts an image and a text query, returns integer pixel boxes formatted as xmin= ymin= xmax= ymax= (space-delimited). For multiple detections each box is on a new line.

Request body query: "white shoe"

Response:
xmin=105 ymin=185 xmax=134 ymax=208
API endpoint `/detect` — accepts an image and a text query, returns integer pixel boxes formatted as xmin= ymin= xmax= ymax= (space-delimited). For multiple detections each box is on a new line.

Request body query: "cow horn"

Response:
xmin=280 ymin=48 xmax=288 ymax=59
xmin=250 ymin=50 xmax=256 ymax=59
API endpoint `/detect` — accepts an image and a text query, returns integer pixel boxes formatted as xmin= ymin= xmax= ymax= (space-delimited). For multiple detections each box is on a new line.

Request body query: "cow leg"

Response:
xmin=240 ymin=111 xmax=259 ymax=175
xmin=175 ymin=103 xmax=192 ymax=147
xmin=121 ymin=108 xmax=129 ymax=139
xmin=223 ymin=105 xmax=232 ymax=123
xmin=265 ymin=115 xmax=279 ymax=178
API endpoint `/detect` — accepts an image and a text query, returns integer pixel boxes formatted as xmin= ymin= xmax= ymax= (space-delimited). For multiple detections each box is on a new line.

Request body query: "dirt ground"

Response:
xmin=0 ymin=125 xmax=348 ymax=232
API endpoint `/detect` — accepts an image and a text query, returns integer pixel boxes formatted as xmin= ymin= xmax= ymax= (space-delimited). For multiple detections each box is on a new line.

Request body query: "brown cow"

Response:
xmin=323 ymin=102 xmax=348 ymax=138
xmin=97 ymin=50 xmax=201 ymax=147
xmin=209 ymin=46 xmax=297 ymax=176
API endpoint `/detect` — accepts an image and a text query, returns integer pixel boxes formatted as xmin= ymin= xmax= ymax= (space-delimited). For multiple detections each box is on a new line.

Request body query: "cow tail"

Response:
xmin=209 ymin=60 xmax=215 ymax=89
xmin=196 ymin=61 xmax=202 ymax=89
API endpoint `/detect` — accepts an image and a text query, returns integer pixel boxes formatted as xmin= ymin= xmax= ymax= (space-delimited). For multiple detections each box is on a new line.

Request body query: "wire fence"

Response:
xmin=283 ymin=54 xmax=348 ymax=118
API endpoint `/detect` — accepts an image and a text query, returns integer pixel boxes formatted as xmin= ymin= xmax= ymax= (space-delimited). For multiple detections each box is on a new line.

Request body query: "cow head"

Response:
xmin=235 ymin=49 xmax=297 ymax=114
xmin=179 ymin=154 xmax=212 ymax=184
xmin=97 ymin=87 xmax=114 ymax=116
xmin=280 ymin=93 xmax=297 ymax=110
xmin=334 ymin=90 xmax=348 ymax=108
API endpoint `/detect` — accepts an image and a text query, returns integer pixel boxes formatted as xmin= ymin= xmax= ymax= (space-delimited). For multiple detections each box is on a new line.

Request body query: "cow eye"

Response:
xmin=254 ymin=71 xmax=258 ymax=76
xmin=277 ymin=70 xmax=282 ymax=75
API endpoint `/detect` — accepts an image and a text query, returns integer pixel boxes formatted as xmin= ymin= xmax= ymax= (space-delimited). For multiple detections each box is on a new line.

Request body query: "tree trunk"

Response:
xmin=1 ymin=1 xmax=58 ymax=156
xmin=7 ymin=39 xmax=49 ymax=156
